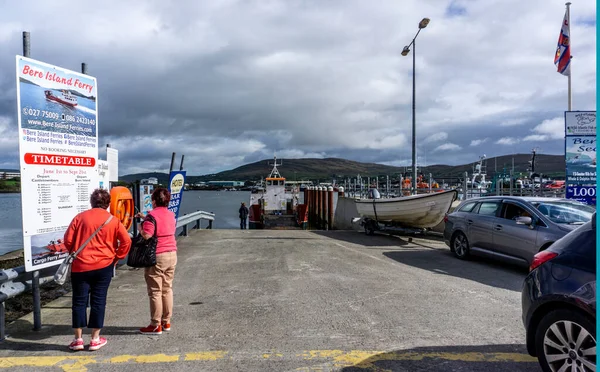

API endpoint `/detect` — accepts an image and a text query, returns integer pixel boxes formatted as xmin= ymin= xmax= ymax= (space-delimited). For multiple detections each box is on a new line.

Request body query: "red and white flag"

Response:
xmin=554 ymin=9 xmax=571 ymax=76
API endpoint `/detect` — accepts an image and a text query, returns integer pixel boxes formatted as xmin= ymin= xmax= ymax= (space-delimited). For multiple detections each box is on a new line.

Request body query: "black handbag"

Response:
xmin=127 ymin=214 xmax=158 ymax=268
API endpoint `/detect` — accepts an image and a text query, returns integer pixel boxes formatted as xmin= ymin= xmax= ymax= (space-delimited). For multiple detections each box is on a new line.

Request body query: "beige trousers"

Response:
xmin=144 ymin=251 xmax=177 ymax=326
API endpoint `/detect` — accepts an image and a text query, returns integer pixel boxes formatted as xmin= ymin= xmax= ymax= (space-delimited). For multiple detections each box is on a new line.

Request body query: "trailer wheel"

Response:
xmin=364 ymin=221 xmax=376 ymax=235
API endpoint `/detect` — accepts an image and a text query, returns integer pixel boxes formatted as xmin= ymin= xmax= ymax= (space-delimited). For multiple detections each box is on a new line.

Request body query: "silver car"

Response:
xmin=443 ymin=196 xmax=595 ymax=266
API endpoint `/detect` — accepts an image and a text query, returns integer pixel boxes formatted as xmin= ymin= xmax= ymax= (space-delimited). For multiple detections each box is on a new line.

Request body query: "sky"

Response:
xmin=0 ymin=0 xmax=596 ymax=176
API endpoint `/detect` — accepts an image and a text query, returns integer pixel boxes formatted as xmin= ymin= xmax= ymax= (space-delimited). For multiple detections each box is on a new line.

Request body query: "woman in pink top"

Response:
xmin=136 ymin=187 xmax=177 ymax=335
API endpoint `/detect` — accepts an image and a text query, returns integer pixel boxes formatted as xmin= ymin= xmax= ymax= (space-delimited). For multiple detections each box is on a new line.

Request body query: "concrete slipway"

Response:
xmin=0 ymin=228 xmax=540 ymax=372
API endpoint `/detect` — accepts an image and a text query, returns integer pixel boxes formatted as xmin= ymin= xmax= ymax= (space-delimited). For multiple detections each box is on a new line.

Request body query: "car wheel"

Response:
xmin=535 ymin=309 xmax=596 ymax=372
xmin=451 ymin=232 xmax=470 ymax=259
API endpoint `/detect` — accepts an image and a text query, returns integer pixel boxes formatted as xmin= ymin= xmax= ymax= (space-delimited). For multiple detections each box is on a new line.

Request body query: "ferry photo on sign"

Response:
xmin=15 ymin=56 xmax=99 ymax=271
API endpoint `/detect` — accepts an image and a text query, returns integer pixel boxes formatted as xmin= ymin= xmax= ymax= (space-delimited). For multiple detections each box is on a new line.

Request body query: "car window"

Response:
xmin=477 ymin=201 xmax=500 ymax=216
xmin=502 ymin=203 xmax=531 ymax=220
xmin=458 ymin=202 xmax=477 ymax=213
xmin=549 ymin=221 xmax=596 ymax=263
xmin=533 ymin=202 xmax=594 ymax=225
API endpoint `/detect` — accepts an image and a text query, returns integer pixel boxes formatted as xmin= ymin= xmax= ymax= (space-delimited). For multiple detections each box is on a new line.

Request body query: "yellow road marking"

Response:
xmin=185 ymin=351 xmax=229 ymax=361
xmin=0 ymin=350 xmax=538 ymax=371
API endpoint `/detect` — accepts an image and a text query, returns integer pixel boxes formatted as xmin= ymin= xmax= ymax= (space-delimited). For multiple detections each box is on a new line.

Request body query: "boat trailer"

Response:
xmin=352 ymin=217 xmax=430 ymax=236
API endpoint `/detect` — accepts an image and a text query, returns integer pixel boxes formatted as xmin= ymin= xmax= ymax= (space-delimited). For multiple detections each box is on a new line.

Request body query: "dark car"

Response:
xmin=443 ymin=196 xmax=595 ymax=266
xmin=522 ymin=213 xmax=596 ymax=372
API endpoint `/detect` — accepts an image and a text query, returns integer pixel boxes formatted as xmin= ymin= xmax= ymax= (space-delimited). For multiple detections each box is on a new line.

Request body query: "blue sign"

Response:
xmin=167 ymin=171 xmax=186 ymax=219
xmin=566 ymin=185 xmax=596 ymax=206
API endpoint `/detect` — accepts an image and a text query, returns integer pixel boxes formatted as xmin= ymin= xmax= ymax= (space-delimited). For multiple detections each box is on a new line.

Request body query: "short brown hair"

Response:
xmin=152 ymin=187 xmax=171 ymax=207
xmin=90 ymin=188 xmax=111 ymax=209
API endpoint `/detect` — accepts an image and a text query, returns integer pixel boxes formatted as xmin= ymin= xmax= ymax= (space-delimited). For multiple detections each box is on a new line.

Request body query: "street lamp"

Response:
xmin=402 ymin=17 xmax=430 ymax=195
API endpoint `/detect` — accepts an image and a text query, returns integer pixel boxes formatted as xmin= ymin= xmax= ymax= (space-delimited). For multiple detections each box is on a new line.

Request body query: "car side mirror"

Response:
xmin=516 ymin=216 xmax=533 ymax=226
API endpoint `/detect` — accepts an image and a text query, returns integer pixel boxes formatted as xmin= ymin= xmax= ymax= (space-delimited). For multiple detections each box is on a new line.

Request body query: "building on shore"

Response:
xmin=0 ymin=169 xmax=20 ymax=179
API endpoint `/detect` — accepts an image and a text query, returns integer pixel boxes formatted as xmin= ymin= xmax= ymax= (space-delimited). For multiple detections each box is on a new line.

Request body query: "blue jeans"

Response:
xmin=71 ymin=264 xmax=113 ymax=329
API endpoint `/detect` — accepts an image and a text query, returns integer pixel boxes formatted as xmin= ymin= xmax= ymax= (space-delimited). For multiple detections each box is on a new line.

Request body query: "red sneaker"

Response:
xmin=89 ymin=337 xmax=107 ymax=351
xmin=162 ymin=322 xmax=171 ymax=332
xmin=140 ymin=324 xmax=162 ymax=335
xmin=68 ymin=338 xmax=84 ymax=351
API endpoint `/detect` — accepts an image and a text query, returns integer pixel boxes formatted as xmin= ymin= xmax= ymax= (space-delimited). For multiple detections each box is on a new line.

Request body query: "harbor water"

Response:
xmin=0 ymin=190 xmax=251 ymax=256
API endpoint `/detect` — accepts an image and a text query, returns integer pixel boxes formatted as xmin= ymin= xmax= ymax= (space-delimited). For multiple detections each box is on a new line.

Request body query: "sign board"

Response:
xmin=140 ymin=184 xmax=154 ymax=216
xmin=107 ymin=147 xmax=118 ymax=182
xmin=564 ymin=111 xmax=596 ymax=206
xmin=565 ymin=185 xmax=596 ymax=205
xmin=98 ymin=160 xmax=109 ymax=189
xmin=167 ymin=171 xmax=186 ymax=219
xmin=16 ymin=56 xmax=98 ymax=271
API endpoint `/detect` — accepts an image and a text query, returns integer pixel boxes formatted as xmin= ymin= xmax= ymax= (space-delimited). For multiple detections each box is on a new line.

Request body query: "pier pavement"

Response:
xmin=0 ymin=229 xmax=540 ymax=371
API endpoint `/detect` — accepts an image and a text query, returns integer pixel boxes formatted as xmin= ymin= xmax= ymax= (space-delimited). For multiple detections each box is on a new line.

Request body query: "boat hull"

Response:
xmin=355 ymin=189 xmax=458 ymax=229
xmin=47 ymin=95 xmax=77 ymax=107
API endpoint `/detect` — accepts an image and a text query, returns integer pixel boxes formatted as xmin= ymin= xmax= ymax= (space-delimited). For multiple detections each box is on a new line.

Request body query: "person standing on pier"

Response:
xmin=239 ymin=202 xmax=249 ymax=229
xmin=137 ymin=187 xmax=178 ymax=335
xmin=64 ymin=188 xmax=132 ymax=351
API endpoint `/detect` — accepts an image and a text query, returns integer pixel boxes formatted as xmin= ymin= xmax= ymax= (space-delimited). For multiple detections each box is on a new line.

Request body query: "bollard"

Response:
xmin=32 ymin=271 xmax=41 ymax=331
xmin=338 ymin=186 xmax=345 ymax=198
xmin=327 ymin=186 xmax=334 ymax=230
xmin=321 ymin=186 xmax=327 ymax=229
xmin=0 ymin=302 xmax=5 ymax=341
xmin=310 ymin=187 xmax=315 ymax=229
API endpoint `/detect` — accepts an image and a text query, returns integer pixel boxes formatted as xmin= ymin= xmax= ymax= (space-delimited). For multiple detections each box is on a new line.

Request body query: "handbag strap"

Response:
xmin=72 ymin=215 xmax=114 ymax=259
xmin=142 ymin=214 xmax=158 ymax=238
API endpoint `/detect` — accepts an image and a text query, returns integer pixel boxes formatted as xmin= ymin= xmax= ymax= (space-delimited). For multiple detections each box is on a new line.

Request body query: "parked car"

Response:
xmin=522 ymin=213 xmax=596 ymax=372
xmin=443 ymin=196 xmax=595 ymax=266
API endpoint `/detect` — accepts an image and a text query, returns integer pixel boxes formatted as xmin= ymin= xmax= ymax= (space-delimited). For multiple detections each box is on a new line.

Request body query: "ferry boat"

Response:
xmin=45 ymin=90 xmax=78 ymax=107
xmin=248 ymin=156 xmax=308 ymax=229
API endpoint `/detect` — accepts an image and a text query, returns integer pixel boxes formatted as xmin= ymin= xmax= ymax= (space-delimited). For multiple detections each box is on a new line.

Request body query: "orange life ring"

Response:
xmin=109 ymin=186 xmax=134 ymax=231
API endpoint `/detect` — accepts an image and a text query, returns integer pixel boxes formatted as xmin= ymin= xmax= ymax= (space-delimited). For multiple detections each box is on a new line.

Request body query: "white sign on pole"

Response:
xmin=98 ymin=160 xmax=110 ymax=189
xmin=16 ymin=56 xmax=99 ymax=271
xmin=107 ymin=147 xmax=119 ymax=182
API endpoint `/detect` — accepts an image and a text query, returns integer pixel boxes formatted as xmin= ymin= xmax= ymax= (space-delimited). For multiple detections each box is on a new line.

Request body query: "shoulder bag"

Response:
xmin=127 ymin=214 xmax=158 ymax=268
xmin=54 ymin=215 xmax=114 ymax=285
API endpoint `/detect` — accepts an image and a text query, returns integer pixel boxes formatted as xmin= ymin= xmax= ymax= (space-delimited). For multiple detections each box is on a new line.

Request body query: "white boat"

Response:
xmin=355 ymin=189 xmax=458 ymax=229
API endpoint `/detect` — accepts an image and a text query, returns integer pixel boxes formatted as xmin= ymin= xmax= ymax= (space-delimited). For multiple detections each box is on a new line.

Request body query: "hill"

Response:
xmin=120 ymin=153 xmax=565 ymax=184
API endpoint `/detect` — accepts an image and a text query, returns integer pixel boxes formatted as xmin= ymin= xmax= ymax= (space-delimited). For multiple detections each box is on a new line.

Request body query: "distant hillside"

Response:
xmin=121 ymin=154 xmax=566 ymax=184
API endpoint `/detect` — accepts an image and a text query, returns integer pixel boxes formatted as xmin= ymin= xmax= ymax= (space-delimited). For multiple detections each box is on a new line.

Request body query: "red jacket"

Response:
xmin=64 ymin=208 xmax=132 ymax=272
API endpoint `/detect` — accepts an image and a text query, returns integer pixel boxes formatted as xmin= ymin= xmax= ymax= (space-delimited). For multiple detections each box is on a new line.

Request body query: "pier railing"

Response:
xmin=0 ymin=209 xmax=215 ymax=341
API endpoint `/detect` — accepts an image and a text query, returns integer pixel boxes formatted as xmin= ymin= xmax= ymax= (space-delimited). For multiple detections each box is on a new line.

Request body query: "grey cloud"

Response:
xmin=0 ymin=0 xmax=595 ymax=175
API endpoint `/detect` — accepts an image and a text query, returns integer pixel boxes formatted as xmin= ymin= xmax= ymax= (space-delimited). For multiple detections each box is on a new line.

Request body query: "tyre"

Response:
xmin=535 ymin=309 xmax=596 ymax=372
xmin=451 ymin=232 xmax=470 ymax=259
xmin=364 ymin=220 xmax=376 ymax=235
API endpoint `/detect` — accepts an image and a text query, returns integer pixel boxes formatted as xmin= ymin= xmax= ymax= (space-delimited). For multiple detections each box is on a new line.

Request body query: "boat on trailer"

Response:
xmin=355 ymin=188 xmax=458 ymax=234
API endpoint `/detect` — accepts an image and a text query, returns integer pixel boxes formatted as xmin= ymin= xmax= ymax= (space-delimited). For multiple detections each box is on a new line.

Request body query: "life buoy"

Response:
xmin=109 ymin=186 xmax=134 ymax=231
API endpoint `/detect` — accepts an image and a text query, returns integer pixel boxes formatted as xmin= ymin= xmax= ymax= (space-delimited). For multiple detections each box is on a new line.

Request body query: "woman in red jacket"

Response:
xmin=63 ymin=188 xmax=132 ymax=351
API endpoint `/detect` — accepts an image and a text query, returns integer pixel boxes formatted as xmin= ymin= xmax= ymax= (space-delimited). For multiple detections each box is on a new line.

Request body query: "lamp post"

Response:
xmin=402 ymin=17 xmax=430 ymax=195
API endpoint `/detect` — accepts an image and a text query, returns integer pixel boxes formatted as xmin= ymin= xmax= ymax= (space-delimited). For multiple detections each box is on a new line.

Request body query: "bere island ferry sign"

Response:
xmin=16 ymin=56 xmax=99 ymax=271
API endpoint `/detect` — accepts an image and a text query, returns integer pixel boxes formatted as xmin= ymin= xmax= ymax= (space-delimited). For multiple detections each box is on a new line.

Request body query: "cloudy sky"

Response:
xmin=0 ymin=0 xmax=596 ymax=176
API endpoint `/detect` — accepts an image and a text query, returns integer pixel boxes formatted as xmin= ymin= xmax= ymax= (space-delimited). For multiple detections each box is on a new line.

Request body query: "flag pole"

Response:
xmin=566 ymin=2 xmax=572 ymax=111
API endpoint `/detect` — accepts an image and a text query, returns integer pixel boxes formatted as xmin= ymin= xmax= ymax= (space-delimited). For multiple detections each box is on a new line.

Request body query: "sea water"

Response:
xmin=0 ymin=190 xmax=251 ymax=256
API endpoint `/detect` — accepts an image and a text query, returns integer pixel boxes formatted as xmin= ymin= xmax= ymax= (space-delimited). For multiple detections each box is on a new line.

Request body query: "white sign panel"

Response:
xmin=566 ymin=111 xmax=596 ymax=136
xmin=16 ymin=56 xmax=99 ymax=271
xmin=107 ymin=147 xmax=119 ymax=182
xmin=98 ymin=160 xmax=110 ymax=189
